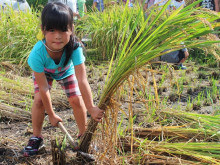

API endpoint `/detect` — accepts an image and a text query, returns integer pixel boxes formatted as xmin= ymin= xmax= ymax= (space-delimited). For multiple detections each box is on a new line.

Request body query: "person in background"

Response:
xmin=92 ymin=0 xmax=104 ymax=11
xmin=160 ymin=46 xmax=189 ymax=70
xmin=173 ymin=0 xmax=185 ymax=9
xmin=143 ymin=0 xmax=155 ymax=18
xmin=154 ymin=0 xmax=175 ymax=10
xmin=23 ymin=2 xmax=104 ymax=157
xmin=144 ymin=0 xmax=155 ymax=11
xmin=92 ymin=0 xmax=115 ymax=11
xmin=147 ymin=0 xmax=188 ymax=69
xmin=48 ymin=0 xmax=80 ymax=19
xmin=199 ymin=0 xmax=219 ymax=12
xmin=77 ymin=0 xmax=87 ymax=17
xmin=0 ymin=0 xmax=31 ymax=12
xmin=120 ymin=0 xmax=135 ymax=7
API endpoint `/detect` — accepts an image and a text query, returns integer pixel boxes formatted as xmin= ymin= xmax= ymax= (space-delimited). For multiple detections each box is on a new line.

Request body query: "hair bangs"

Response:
xmin=42 ymin=3 xmax=73 ymax=31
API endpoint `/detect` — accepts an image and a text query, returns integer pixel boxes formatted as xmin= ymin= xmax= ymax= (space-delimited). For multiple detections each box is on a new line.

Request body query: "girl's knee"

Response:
xmin=34 ymin=95 xmax=44 ymax=107
xmin=68 ymin=96 xmax=84 ymax=107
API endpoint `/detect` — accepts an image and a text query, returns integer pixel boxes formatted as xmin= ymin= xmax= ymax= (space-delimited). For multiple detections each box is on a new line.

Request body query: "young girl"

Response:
xmin=23 ymin=2 xmax=104 ymax=157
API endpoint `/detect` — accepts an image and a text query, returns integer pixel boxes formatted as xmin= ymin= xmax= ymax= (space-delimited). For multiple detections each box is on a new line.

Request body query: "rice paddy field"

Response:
xmin=0 ymin=1 xmax=220 ymax=164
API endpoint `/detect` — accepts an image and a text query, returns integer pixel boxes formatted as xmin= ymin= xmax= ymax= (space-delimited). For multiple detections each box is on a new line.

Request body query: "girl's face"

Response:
xmin=43 ymin=26 xmax=72 ymax=51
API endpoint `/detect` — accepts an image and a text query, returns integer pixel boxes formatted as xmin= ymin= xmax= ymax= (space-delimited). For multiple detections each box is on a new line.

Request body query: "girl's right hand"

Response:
xmin=88 ymin=106 xmax=105 ymax=122
xmin=49 ymin=114 xmax=63 ymax=127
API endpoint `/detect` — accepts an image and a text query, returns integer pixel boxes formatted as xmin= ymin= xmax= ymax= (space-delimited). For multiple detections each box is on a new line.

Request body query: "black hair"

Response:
xmin=41 ymin=2 xmax=79 ymax=66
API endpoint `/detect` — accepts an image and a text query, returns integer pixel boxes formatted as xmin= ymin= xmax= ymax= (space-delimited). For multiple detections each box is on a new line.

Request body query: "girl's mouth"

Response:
xmin=54 ymin=42 xmax=62 ymax=44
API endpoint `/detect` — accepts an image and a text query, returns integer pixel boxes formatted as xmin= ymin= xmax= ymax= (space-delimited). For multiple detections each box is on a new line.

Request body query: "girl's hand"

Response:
xmin=88 ymin=106 xmax=105 ymax=122
xmin=49 ymin=114 xmax=63 ymax=127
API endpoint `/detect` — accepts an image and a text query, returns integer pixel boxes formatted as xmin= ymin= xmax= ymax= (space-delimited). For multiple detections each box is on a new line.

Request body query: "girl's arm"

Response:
xmin=75 ymin=63 xmax=104 ymax=122
xmin=34 ymin=72 xmax=62 ymax=126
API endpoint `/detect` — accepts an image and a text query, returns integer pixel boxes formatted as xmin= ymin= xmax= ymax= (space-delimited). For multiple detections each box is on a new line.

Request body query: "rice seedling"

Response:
xmin=51 ymin=137 xmax=67 ymax=164
xmin=205 ymin=89 xmax=215 ymax=105
xmin=158 ymin=66 xmax=168 ymax=88
xmin=192 ymin=91 xmax=203 ymax=110
xmin=210 ymin=77 xmax=218 ymax=100
xmin=176 ymin=77 xmax=185 ymax=96
xmin=61 ymin=135 xmax=67 ymax=151
xmin=185 ymin=96 xmax=193 ymax=111
xmin=161 ymin=96 xmax=168 ymax=107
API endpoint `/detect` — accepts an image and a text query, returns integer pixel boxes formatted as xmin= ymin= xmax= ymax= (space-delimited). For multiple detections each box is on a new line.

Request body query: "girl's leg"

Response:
xmin=32 ymin=92 xmax=45 ymax=137
xmin=31 ymin=74 xmax=53 ymax=137
xmin=58 ymin=74 xmax=86 ymax=135
xmin=68 ymin=96 xmax=87 ymax=135
xmin=23 ymin=93 xmax=45 ymax=157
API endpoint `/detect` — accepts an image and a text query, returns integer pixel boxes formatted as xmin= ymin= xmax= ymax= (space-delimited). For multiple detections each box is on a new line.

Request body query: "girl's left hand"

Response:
xmin=88 ymin=106 xmax=105 ymax=122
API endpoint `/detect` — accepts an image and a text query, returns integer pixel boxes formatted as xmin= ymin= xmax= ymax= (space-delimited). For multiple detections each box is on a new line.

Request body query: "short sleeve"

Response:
xmin=71 ymin=46 xmax=85 ymax=66
xmin=28 ymin=50 xmax=45 ymax=73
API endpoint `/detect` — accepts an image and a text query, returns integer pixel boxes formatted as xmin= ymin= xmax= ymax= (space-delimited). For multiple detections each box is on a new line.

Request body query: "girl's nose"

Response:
xmin=55 ymin=31 xmax=62 ymax=39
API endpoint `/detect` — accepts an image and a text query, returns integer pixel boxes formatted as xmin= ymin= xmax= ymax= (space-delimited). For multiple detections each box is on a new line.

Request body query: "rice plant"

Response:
xmin=76 ymin=4 xmax=146 ymax=60
xmin=0 ymin=7 xmax=40 ymax=65
xmin=79 ymin=0 xmax=220 ymax=163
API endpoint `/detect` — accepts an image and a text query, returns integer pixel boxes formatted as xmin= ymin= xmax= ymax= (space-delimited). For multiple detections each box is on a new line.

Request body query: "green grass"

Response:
xmin=0 ymin=7 xmax=40 ymax=65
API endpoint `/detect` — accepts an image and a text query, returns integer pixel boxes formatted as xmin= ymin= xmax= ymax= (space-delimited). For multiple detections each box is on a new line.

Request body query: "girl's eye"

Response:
xmin=49 ymin=29 xmax=55 ymax=32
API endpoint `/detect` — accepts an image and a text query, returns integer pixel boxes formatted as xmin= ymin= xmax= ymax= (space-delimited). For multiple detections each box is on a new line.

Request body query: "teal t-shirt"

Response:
xmin=28 ymin=40 xmax=85 ymax=80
